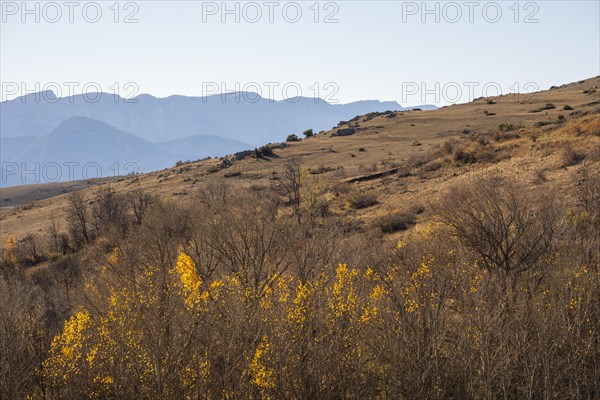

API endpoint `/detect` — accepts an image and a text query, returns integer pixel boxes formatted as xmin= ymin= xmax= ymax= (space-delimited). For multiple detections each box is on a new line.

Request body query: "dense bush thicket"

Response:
xmin=1 ymin=160 xmax=599 ymax=399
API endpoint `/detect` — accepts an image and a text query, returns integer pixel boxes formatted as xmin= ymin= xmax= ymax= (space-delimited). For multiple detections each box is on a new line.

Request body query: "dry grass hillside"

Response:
xmin=2 ymin=76 xmax=599 ymax=400
xmin=2 ymin=76 xmax=599 ymax=247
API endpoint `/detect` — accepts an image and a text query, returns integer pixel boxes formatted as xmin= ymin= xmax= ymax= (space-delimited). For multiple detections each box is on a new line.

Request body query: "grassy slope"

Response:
xmin=1 ymin=76 xmax=599 ymax=248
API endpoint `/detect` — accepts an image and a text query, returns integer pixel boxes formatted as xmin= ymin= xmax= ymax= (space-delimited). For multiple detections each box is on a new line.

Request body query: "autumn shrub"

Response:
xmin=332 ymin=181 xmax=352 ymax=196
xmin=377 ymin=209 xmax=416 ymax=233
xmin=561 ymin=143 xmax=586 ymax=166
xmin=494 ymin=130 xmax=520 ymax=141
xmin=308 ymin=164 xmax=335 ymax=175
xmin=349 ymin=192 xmax=378 ymax=209
xmin=410 ymin=151 xmax=433 ymax=168
xmin=453 ymin=142 xmax=495 ymax=164
xmin=569 ymin=115 xmax=600 ymax=136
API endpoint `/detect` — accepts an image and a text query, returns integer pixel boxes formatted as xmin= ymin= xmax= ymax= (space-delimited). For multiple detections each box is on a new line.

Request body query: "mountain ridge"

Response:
xmin=0 ymin=90 xmax=435 ymax=145
xmin=0 ymin=117 xmax=253 ymax=187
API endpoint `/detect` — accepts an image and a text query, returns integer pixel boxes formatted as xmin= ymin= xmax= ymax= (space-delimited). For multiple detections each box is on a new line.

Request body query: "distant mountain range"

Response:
xmin=0 ymin=90 xmax=436 ymax=186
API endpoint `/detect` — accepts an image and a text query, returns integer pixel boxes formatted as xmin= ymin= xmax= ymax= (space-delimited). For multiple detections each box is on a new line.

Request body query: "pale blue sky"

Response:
xmin=1 ymin=1 xmax=599 ymax=106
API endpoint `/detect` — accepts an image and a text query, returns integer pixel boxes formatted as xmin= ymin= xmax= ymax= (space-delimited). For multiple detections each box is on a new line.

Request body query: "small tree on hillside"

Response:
xmin=66 ymin=191 xmax=90 ymax=247
xmin=438 ymin=174 xmax=562 ymax=276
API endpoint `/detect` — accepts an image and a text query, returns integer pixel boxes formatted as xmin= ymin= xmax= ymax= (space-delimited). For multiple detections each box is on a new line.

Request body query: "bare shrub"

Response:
xmin=273 ymin=158 xmax=303 ymax=221
xmin=0 ymin=276 xmax=46 ymax=399
xmin=127 ymin=189 xmax=155 ymax=224
xmin=18 ymin=234 xmax=44 ymax=267
xmin=333 ymin=182 xmax=352 ymax=196
xmin=66 ymin=191 xmax=91 ymax=247
xmin=49 ymin=254 xmax=82 ymax=301
xmin=349 ymin=192 xmax=378 ymax=209
xmin=438 ymin=174 xmax=562 ymax=275
xmin=561 ymin=143 xmax=586 ymax=167
xmin=91 ymin=186 xmax=128 ymax=239
xmin=377 ymin=210 xmax=416 ymax=233
xmin=453 ymin=142 xmax=495 ymax=164
xmin=572 ymin=164 xmax=600 ymax=266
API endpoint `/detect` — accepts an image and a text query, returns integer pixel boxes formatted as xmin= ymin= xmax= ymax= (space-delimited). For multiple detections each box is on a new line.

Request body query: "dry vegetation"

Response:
xmin=1 ymin=77 xmax=600 ymax=399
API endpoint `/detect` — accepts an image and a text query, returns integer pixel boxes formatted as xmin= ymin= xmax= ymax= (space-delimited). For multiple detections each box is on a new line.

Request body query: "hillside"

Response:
xmin=1 ymin=76 xmax=599 ymax=400
xmin=2 ymin=76 xmax=598 ymax=244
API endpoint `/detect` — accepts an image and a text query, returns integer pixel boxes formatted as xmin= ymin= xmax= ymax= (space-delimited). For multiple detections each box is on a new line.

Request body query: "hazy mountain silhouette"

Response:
xmin=0 ymin=91 xmax=436 ymax=186
xmin=0 ymin=136 xmax=37 ymax=163
xmin=1 ymin=117 xmax=158 ymax=186
xmin=1 ymin=117 xmax=252 ymax=187
xmin=1 ymin=91 xmax=435 ymax=145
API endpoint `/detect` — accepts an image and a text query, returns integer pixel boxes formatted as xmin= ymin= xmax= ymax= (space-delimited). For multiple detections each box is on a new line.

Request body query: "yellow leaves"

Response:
xmin=181 ymin=352 xmax=211 ymax=391
xmin=360 ymin=305 xmax=378 ymax=324
xmin=107 ymin=247 xmax=120 ymax=265
xmin=413 ymin=262 xmax=431 ymax=280
xmin=569 ymin=298 xmax=579 ymax=309
xmin=109 ymin=292 xmax=118 ymax=307
xmin=402 ymin=262 xmax=433 ymax=314
xmin=404 ymin=298 xmax=419 ymax=313
xmin=59 ymin=311 xmax=90 ymax=353
xmin=276 ymin=274 xmax=294 ymax=303
xmin=287 ymin=281 xmax=310 ymax=325
xmin=566 ymin=265 xmax=595 ymax=311
xmin=208 ymin=279 xmax=225 ymax=300
xmin=173 ymin=251 xmax=202 ymax=309
xmin=260 ymin=284 xmax=273 ymax=310
xmin=574 ymin=265 xmax=590 ymax=279
xmin=86 ymin=347 xmax=98 ymax=366
xmin=226 ymin=275 xmax=241 ymax=289
xmin=3 ymin=234 xmax=17 ymax=265
xmin=249 ymin=336 xmax=276 ymax=395
xmin=5 ymin=234 xmax=16 ymax=251
xmin=469 ymin=270 xmax=484 ymax=294
xmin=370 ymin=284 xmax=386 ymax=301
xmin=414 ymin=222 xmax=440 ymax=239
xmin=328 ymin=264 xmax=359 ymax=320
xmin=44 ymin=311 xmax=91 ymax=385
xmin=172 ymin=250 xmax=216 ymax=309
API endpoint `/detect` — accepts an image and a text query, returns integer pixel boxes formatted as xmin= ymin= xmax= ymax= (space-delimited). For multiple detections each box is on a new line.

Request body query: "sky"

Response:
xmin=1 ymin=0 xmax=599 ymax=106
